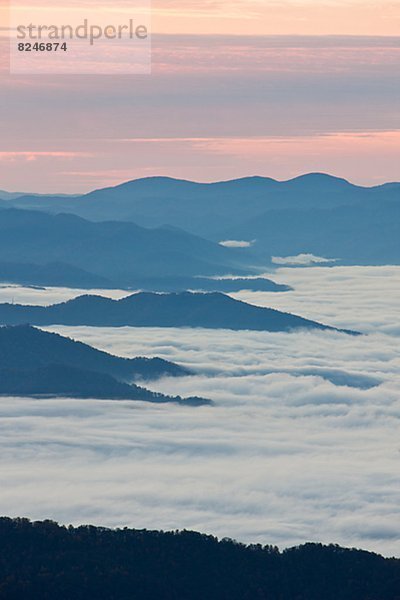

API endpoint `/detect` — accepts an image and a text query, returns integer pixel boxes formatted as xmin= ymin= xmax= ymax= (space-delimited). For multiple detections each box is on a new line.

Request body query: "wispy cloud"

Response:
xmin=0 ymin=151 xmax=92 ymax=163
xmin=0 ymin=33 xmax=398 ymax=192
xmin=219 ymin=240 xmax=254 ymax=248
xmin=272 ymin=254 xmax=337 ymax=266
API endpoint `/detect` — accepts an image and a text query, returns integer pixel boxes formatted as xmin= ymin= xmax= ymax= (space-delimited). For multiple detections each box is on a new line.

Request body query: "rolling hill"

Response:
xmin=0 ymin=208 xmax=256 ymax=285
xmin=0 ymin=292 xmax=356 ymax=333
xmin=0 ymin=325 xmax=210 ymax=405
xmin=0 ymin=324 xmax=188 ymax=381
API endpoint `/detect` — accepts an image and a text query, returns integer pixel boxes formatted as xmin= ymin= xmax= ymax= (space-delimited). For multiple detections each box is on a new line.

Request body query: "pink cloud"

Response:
xmin=0 ymin=151 xmax=92 ymax=162
xmin=0 ymin=132 xmax=398 ymax=193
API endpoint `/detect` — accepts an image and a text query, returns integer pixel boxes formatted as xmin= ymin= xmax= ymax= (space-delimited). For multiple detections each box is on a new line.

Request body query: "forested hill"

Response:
xmin=0 ymin=326 xmax=211 ymax=405
xmin=0 ymin=518 xmax=398 ymax=600
xmin=0 ymin=324 xmax=188 ymax=381
xmin=0 ymin=292 xmax=357 ymax=334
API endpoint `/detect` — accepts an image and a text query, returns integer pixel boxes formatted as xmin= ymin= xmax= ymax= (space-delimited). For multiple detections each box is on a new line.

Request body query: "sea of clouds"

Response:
xmin=0 ymin=266 xmax=399 ymax=556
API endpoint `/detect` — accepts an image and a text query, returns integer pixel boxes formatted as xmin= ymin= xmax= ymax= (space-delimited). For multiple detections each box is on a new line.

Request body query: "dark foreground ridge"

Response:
xmin=0 ymin=325 xmax=211 ymax=406
xmin=0 ymin=292 xmax=358 ymax=334
xmin=0 ymin=518 xmax=398 ymax=600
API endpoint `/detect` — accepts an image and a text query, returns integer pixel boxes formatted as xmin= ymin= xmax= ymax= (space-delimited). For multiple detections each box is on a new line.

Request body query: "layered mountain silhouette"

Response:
xmin=9 ymin=174 xmax=400 ymax=230
xmin=6 ymin=173 xmax=399 ymax=265
xmin=0 ymin=209 xmax=257 ymax=285
xmin=126 ymin=276 xmax=291 ymax=293
xmin=0 ymin=292 xmax=356 ymax=334
xmin=0 ymin=190 xmax=26 ymax=201
xmin=222 ymin=200 xmax=400 ymax=265
xmin=0 ymin=262 xmax=287 ymax=293
xmin=0 ymin=325 xmax=210 ymax=405
xmin=0 ymin=261 xmax=112 ymax=288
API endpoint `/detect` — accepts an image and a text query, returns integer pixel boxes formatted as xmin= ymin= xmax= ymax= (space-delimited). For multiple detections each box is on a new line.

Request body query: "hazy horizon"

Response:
xmin=1 ymin=265 xmax=399 ymax=557
xmin=1 ymin=169 xmax=399 ymax=196
xmin=2 ymin=0 xmax=398 ymax=191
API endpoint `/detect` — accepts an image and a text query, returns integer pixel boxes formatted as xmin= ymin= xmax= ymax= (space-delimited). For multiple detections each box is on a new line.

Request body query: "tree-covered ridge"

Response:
xmin=0 ymin=364 xmax=211 ymax=406
xmin=0 ymin=292 xmax=356 ymax=334
xmin=0 ymin=324 xmax=188 ymax=381
xmin=0 ymin=326 xmax=211 ymax=406
xmin=0 ymin=518 xmax=398 ymax=600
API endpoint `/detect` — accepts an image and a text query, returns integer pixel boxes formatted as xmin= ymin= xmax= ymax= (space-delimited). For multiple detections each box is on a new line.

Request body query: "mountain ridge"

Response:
xmin=3 ymin=174 xmax=399 ymax=265
xmin=0 ymin=517 xmax=398 ymax=600
xmin=0 ymin=325 xmax=210 ymax=406
xmin=0 ymin=292 xmax=358 ymax=334
xmin=0 ymin=208 xmax=255 ymax=283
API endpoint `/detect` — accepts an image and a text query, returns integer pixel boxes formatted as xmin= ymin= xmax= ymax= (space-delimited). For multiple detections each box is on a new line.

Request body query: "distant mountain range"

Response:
xmin=0 ymin=325 xmax=210 ymax=406
xmin=0 ymin=292 xmax=356 ymax=334
xmin=0 ymin=209 xmax=258 ymax=286
xmin=8 ymin=174 xmax=400 ymax=232
xmin=0 ymin=262 xmax=288 ymax=293
xmin=0 ymin=190 xmax=76 ymax=201
xmin=3 ymin=173 xmax=399 ymax=265
xmin=0 ymin=261 xmax=111 ymax=288
xmin=221 ymin=200 xmax=400 ymax=265
xmin=0 ymin=190 xmax=29 ymax=201
xmin=126 ymin=276 xmax=291 ymax=293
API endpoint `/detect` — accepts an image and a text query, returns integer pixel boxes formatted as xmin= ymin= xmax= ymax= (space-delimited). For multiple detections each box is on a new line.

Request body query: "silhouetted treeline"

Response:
xmin=0 ymin=518 xmax=398 ymax=600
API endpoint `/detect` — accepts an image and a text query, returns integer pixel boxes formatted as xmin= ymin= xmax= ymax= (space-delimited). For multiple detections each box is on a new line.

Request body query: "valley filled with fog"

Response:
xmin=0 ymin=265 xmax=398 ymax=555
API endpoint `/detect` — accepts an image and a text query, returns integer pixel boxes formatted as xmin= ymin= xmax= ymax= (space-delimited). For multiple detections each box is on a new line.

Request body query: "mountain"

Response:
xmin=0 ymin=190 xmax=77 ymax=201
xmin=7 ymin=174 xmax=399 ymax=265
xmin=0 ymin=518 xmax=398 ymax=600
xmin=8 ymin=173 xmax=399 ymax=232
xmin=0 ymin=324 xmax=188 ymax=381
xmin=0 ymin=264 xmax=287 ymax=293
xmin=0 ymin=190 xmax=26 ymax=201
xmin=0 ymin=325 xmax=210 ymax=405
xmin=0 ymin=292 xmax=357 ymax=334
xmin=0 ymin=208 xmax=256 ymax=285
xmin=122 ymin=276 xmax=291 ymax=293
xmin=222 ymin=200 xmax=400 ymax=265
xmin=0 ymin=261 xmax=112 ymax=288
xmin=0 ymin=364 xmax=210 ymax=406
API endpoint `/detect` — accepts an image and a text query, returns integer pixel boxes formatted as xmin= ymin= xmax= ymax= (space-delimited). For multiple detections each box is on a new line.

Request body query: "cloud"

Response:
xmin=152 ymin=3 xmax=400 ymax=36
xmin=0 ymin=265 xmax=399 ymax=557
xmin=272 ymin=253 xmax=337 ymax=266
xmin=232 ymin=265 xmax=400 ymax=335
xmin=219 ymin=240 xmax=254 ymax=248
xmin=1 ymin=34 xmax=399 ymax=192
xmin=0 ymin=152 xmax=91 ymax=163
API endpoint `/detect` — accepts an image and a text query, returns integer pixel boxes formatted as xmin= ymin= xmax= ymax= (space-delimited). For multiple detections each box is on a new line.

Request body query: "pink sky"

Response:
xmin=152 ymin=0 xmax=400 ymax=36
xmin=3 ymin=1 xmax=399 ymax=35
xmin=0 ymin=1 xmax=399 ymax=192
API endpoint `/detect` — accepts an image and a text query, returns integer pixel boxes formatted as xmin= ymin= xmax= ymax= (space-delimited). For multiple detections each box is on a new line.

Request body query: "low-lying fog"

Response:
xmin=0 ymin=266 xmax=399 ymax=556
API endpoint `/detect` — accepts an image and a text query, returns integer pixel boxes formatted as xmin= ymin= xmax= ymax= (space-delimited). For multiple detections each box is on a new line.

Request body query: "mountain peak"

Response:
xmin=285 ymin=173 xmax=352 ymax=186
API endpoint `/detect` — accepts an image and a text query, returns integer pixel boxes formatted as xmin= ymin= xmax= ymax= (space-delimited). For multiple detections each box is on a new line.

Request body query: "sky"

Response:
xmin=0 ymin=0 xmax=399 ymax=192
xmin=0 ymin=265 xmax=399 ymax=555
